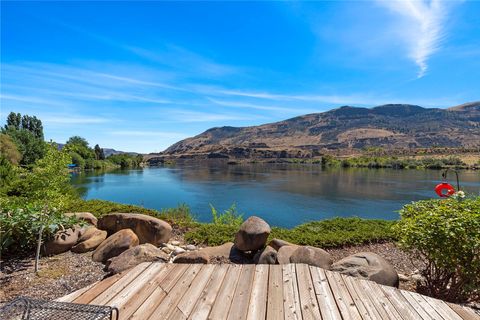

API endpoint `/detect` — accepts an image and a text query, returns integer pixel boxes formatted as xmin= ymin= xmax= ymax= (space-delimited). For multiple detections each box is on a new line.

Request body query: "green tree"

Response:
xmin=20 ymin=115 xmax=44 ymax=139
xmin=65 ymin=136 xmax=95 ymax=160
xmin=66 ymin=136 xmax=89 ymax=148
xmin=5 ymin=112 xmax=21 ymax=130
xmin=94 ymin=144 xmax=105 ymax=160
xmin=5 ymin=144 xmax=76 ymax=208
xmin=0 ymin=133 xmax=22 ymax=164
xmin=4 ymin=128 xmax=46 ymax=166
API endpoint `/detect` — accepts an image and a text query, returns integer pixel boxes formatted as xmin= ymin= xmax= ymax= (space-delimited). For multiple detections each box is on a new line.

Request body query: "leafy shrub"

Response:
xmin=0 ymin=201 xmax=79 ymax=254
xmin=210 ymin=204 xmax=243 ymax=227
xmin=271 ymin=217 xmax=396 ymax=247
xmin=395 ymin=197 xmax=480 ymax=302
xmin=3 ymin=144 xmax=77 ymax=209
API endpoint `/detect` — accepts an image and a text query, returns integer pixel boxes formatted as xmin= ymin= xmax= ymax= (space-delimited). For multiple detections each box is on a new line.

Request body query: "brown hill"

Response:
xmin=161 ymin=102 xmax=480 ymax=159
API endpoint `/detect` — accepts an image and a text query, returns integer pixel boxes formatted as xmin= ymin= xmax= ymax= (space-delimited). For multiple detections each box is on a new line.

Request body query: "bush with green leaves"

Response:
xmin=0 ymin=201 xmax=79 ymax=254
xmin=3 ymin=144 xmax=77 ymax=209
xmin=395 ymin=197 xmax=480 ymax=302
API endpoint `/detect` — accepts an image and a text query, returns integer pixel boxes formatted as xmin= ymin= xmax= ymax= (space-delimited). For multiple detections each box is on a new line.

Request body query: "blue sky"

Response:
xmin=1 ymin=1 xmax=479 ymax=153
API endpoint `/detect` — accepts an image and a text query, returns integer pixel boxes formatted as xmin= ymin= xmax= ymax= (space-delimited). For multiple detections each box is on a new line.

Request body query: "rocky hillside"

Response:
xmin=160 ymin=102 xmax=480 ymax=160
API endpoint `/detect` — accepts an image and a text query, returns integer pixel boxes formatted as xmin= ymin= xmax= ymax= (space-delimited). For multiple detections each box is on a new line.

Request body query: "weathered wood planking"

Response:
xmin=56 ymin=262 xmax=478 ymax=320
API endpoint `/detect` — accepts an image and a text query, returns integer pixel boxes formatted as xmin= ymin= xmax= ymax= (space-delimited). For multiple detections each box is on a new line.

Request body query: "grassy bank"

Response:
xmin=65 ymin=199 xmax=397 ymax=248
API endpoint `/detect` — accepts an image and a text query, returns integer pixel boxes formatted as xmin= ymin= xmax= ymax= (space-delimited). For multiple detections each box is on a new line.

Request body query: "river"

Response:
xmin=70 ymin=164 xmax=480 ymax=228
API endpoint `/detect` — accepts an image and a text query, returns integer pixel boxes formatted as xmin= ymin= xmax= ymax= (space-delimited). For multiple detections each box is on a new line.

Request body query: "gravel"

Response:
xmin=0 ymin=251 xmax=107 ymax=306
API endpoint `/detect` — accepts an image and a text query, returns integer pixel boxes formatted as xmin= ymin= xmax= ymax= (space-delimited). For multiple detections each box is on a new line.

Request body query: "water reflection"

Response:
xmin=70 ymin=164 xmax=480 ymax=228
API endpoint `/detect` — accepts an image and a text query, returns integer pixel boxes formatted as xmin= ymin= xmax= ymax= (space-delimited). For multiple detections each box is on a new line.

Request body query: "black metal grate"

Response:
xmin=0 ymin=296 xmax=118 ymax=320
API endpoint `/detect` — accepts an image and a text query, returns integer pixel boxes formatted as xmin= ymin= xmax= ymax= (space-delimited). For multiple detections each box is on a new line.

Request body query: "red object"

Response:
xmin=435 ymin=183 xmax=455 ymax=198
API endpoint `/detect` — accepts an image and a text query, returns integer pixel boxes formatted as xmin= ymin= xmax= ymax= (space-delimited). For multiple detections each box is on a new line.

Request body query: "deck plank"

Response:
xmin=325 ymin=270 xmax=362 ymax=320
xmin=56 ymin=281 xmax=99 ymax=302
xmin=401 ymin=290 xmax=444 ymax=320
xmin=130 ymin=263 xmax=189 ymax=320
xmin=363 ymin=280 xmax=403 ymax=320
xmin=175 ymin=264 xmax=216 ymax=319
xmin=189 ymin=264 xmax=229 ymax=320
xmin=380 ymin=284 xmax=425 ymax=320
xmin=208 ymin=264 xmax=243 ymax=320
xmin=282 ymin=264 xmax=302 ymax=320
xmin=227 ymin=265 xmax=256 ymax=320
xmin=309 ymin=266 xmax=340 ymax=320
xmin=148 ymin=264 xmax=203 ymax=320
xmin=447 ymin=303 xmax=480 ymax=320
xmin=73 ymin=273 xmax=125 ymax=304
xmin=296 ymin=264 xmax=321 ymax=320
xmin=107 ymin=262 xmax=165 ymax=315
xmin=116 ymin=263 xmax=175 ymax=320
xmin=422 ymin=296 xmax=464 ymax=320
xmin=343 ymin=275 xmax=383 ymax=319
xmin=246 ymin=264 xmax=269 ymax=320
xmin=340 ymin=274 xmax=374 ymax=320
xmin=266 ymin=265 xmax=284 ymax=320
xmin=89 ymin=262 xmax=152 ymax=305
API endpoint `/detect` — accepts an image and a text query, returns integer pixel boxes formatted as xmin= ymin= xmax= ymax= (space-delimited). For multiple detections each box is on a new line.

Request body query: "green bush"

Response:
xmin=0 ymin=201 xmax=79 ymax=254
xmin=395 ymin=197 xmax=480 ymax=302
xmin=3 ymin=144 xmax=77 ymax=209
xmin=210 ymin=204 xmax=243 ymax=227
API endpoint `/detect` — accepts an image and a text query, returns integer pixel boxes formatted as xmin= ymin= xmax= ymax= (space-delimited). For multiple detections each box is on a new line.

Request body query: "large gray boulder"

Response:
xmin=289 ymin=246 xmax=333 ymax=270
xmin=106 ymin=244 xmax=168 ymax=274
xmin=234 ymin=216 xmax=271 ymax=252
xmin=253 ymin=246 xmax=277 ymax=264
xmin=331 ymin=252 xmax=399 ymax=287
xmin=269 ymin=238 xmax=295 ymax=251
xmin=277 ymin=245 xmax=299 ymax=264
xmin=71 ymin=227 xmax=107 ymax=253
xmin=92 ymin=229 xmax=139 ymax=263
xmin=98 ymin=213 xmax=172 ymax=246
xmin=43 ymin=227 xmax=82 ymax=255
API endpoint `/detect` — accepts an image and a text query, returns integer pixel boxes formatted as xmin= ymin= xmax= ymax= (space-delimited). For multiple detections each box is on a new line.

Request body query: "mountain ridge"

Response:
xmin=161 ymin=102 xmax=480 ymax=159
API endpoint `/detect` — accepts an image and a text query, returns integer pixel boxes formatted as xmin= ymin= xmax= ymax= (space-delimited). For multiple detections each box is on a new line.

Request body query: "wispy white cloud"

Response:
xmin=164 ymin=110 xmax=252 ymax=123
xmin=40 ymin=115 xmax=112 ymax=125
xmin=109 ymin=130 xmax=188 ymax=139
xmin=207 ymin=98 xmax=316 ymax=114
xmin=377 ymin=0 xmax=454 ymax=78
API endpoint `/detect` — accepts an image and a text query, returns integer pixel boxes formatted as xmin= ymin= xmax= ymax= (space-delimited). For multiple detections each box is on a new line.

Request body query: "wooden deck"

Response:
xmin=58 ymin=262 xmax=479 ymax=320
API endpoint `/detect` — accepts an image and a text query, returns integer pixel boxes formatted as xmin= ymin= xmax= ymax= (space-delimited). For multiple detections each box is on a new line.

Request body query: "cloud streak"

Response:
xmin=377 ymin=0 xmax=453 ymax=78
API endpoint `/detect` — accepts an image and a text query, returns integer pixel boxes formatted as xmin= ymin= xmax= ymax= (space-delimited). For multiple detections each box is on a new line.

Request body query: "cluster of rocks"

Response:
xmin=44 ymin=213 xmax=399 ymax=287
xmin=174 ymin=216 xmax=400 ymax=287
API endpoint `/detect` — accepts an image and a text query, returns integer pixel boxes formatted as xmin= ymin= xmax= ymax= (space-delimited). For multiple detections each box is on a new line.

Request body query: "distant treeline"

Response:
xmin=0 ymin=112 xmax=143 ymax=170
xmin=320 ymin=155 xmax=475 ymax=169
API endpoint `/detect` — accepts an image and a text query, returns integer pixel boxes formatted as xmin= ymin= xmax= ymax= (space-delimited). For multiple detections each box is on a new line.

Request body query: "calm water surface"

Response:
xmin=71 ymin=164 xmax=480 ymax=228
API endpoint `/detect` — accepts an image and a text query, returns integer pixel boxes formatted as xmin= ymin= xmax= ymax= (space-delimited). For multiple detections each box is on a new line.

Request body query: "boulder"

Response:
xmin=106 ymin=244 xmax=169 ymax=274
xmin=71 ymin=227 xmax=107 ymax=253
xmin=234 ymin=216 xmax=271 ymax=252
xmin=331 ymin=252 xmax=399 ymax=287
xmin=289 ymin=246 xmax=332 ymax=270
xmin=253 ymin=246 xmax=277 ymax=264
xmin=65 ymin=212 xmax=98 ymax=226
xmin=174 ymin=251 xmax=210 ymax=264
xmin=277 ymin=245 xmax=299 ymax=264
xmin=92 ymin=229 xmax=139 ymax=263
xmin=269 ymin=238 xmax=295 ymax=251
xmin=199 ymin=242 xmax=246 ymax=263
xmin=98 ymin=213 xmax=172 ymax=246
xmin=43 ymin=227 xmax=82 ymax=255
